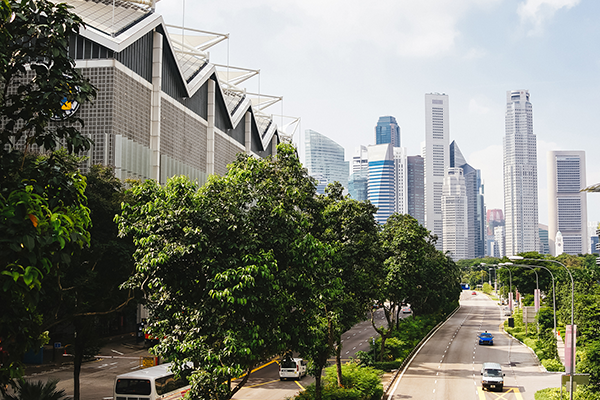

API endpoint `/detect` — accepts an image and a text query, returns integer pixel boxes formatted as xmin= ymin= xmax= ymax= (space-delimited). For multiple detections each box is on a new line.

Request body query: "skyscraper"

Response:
xmin=349 ymin=145 xmax=369 ymax=201
xmin=407 ymin=155 xmax=425 ymax=227
xmin=442 ymin=168 xmax=468 ymax=260
xmin=368 ymin=143 xmax=395 ymax=224
xmin=424 ymin=93 xmax=449 ymax=250
xmin=486 ymin=209 xmax=504 ymax=257
xmin=375 ymin=116 xmax=401 ymax=147
xmin=449 ymin=140 xmax=485 ymax=259
xmin=393 ymin=147 xmax=408 ymax=215
xmin=304 ymin=129 xmax=349 ymax=193
xmin=503 ymin=90 xmax=539 ymax=256
xmin=547 ymin=150 xmax=588 ymax=255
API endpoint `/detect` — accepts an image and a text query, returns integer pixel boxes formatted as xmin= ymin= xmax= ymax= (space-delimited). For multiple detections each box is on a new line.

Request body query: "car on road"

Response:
xmin=503 ymin=307 xmax=512 ymax=316
xmin=478 ymin=332 xmax=494 ymax=345
xmin=401 ymin=305 xmax=412 ymax=314
xmin=481 ymin=362 xmax=504 ymax=391
xmin=472 ymin=291 xmax=477 ymax=295
xmin=279 ymin=356 xmax=307 ymax=380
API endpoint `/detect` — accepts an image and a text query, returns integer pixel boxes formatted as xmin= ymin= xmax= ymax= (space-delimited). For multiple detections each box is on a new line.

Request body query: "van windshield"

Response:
xmin=281 ymin=359 xmax=297 ymax=369
xmin=116 ymin=379 xmax=151 ymax=395
xmin=484 ymin=369 xmax=502 ymax=377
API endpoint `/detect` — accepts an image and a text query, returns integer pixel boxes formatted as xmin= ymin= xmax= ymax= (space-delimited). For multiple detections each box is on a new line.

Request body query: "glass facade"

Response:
xmin=375 ymin=116 xmax=401 ymax=148
xmin=304 ymin=129 xmax=349 ymax=193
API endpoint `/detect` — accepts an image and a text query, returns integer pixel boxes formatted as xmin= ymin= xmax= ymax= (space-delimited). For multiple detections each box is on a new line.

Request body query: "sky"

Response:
xmin=157 ymin=0 xmax=600 ymax=227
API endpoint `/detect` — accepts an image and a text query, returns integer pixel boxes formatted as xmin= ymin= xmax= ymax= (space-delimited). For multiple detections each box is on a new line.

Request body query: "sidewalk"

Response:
xmin=24 ymin=332 xmax=144 ymax=377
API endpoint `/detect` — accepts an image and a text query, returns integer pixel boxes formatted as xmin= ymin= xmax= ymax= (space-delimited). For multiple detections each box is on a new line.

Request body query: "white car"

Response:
xmin=279 ymin=357 xmax=307 ymax=380
xmin=401 ymin=305 xmax=412 ymax=314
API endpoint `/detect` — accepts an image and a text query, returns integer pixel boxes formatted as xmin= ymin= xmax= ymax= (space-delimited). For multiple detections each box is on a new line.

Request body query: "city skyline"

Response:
xmin=155 ymin=0 xmax=600 ymax=225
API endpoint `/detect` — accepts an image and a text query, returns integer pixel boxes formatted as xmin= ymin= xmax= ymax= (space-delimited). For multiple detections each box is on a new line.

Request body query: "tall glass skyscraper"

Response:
xmin=368 ymin=143 xmax=395 ymax=224
xmin=304 ymin=129 xmax=349 ymax=193
xmin=375 ymin=116 xmax=401 ymax=148
xmin=407 ymin=155 xmax=425 ymax=227
xmin=503 ymin=90 xmax=539 ymax=256
xmin=442 ymin=168 xmax=468 ymax=260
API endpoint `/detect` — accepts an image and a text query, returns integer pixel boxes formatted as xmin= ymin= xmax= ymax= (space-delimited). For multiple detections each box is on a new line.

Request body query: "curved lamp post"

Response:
xmin=509 ymin=256 xmax=575 ymax=399
xmin=498 ymin=263 xmax=513 ymax=311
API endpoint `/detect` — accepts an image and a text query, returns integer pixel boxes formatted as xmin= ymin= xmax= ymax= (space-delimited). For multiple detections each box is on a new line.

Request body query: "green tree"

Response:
xmin=39 ymin=165 xmax=136 ymax=400
xmin=0 ymin=151 xmax=90 ymax=389
xmin=296 ymin=183 xmax=381 ymax=399
xmin=117 ymin=144 xmax=330 ymax=400
xmin=1 ymin=0 xmax=95 ymax=389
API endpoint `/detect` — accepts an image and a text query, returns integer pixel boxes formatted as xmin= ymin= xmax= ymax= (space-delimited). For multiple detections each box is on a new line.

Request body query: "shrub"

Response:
xmin=294 ymin=362 xmax=383 ymax=400
xmin=535 ymin=386 xmax=600 ymax=400
xmin=541 ymin=358 xmax=564 ymax=372
xmin=371 ymin=361 xmax=402 ymax=372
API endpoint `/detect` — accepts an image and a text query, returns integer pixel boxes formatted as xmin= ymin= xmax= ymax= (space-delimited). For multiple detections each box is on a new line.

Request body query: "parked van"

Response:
xmin=481 ymin=362 xmax=504 ymax=391
xmin=114 ymin=363 xmax=190 ymax=400
xmin=279 ymin=356 xmax=307 ymax=380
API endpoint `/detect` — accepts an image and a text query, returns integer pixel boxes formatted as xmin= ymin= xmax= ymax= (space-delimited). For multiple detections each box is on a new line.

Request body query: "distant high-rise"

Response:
xmin=486 ymin=210 xmax=504 ymax=257
xmin=368 ymin=143 xmax=394 ymax=224
xmin=547 ymin=150 xmax=588 ymax=255
xmin=393 ymin=147 xmax=408 ymax=215
xmin=352 ymin=145 xmax=369 ymax=173
xmin=348 ymin=170 xmax=368 ymax=201
xmin=304 ymin=129 xmax=349 ymax=193
xmin=424 ymin=93 xmax=449 ymax=250
xmin=375 ymin=116 xmax=401 ymax=148
xmin=450 ymin=140 xmax=485 ymax=259
xmin=538 ymin=224 xmax=550 ymax=254
xmin=349 ymin=146 xmax=369 ymax=201
xmin=503 ymin=90 xmax=539 ymax=256
xmin=407 ymin=155 xmax=425 ymax=227
xmin=442 ymin=168 xmax=468 ymax=260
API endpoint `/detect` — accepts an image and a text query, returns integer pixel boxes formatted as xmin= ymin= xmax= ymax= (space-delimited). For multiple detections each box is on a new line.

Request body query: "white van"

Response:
xmin=481 ymin=362 xmax=504 ymax=392
xmin=279 ymin=357 xmax=307 ymax=380
xmin=114 ymin=363 xmax=190 ymax=400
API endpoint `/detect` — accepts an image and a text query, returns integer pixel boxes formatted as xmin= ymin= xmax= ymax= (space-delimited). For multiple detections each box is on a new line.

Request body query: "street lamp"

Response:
xmin=509 ymin=256 xmax=575 ymax=399
xmin=498 ymin=263 xmax=513 ymax=311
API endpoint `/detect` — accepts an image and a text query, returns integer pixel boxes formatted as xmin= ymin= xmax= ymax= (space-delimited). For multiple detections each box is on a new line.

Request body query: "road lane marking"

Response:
xmin=245 ymin=379 xmax=280 ymax=388
xmin=294 ymin=381 xmax=305 ymax=390
xmin=111 ymin=349 xmax=124 ymax=355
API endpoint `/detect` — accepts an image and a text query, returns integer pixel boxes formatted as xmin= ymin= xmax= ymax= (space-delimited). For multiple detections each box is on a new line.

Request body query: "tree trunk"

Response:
xmin=73 ymin=322 xmax=84 ymax=400
xmin=335 ymin=340 xmax=342 ymax=387
xmin=314 ymin=366 xmax=324 ymax=400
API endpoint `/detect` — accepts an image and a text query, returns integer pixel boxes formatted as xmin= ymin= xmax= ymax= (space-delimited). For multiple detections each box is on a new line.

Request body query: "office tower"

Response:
xmin=494 ymin=226 xmax=506 ymax=258
xmin=442 ymin=168 xmax=468 ymax=260
xmin=503 ymin=90 xmax=539 ymax=256
xmin=352 ymin=145 xmax=369 ymax=173
xmin=368 ymin=143 xmax=394 ymax=224
xmin=547 ymin=150 xmax=588 ymax=255
xmin=393 ymin=147 xmax=408 ymax=215
xmin=449 ymin=140 xmax=485 ymax=258
xmin=407 ymin=155 xmax=425 ymax=226
xmin=424 ymin=93 xmax=449 ymax=250
xmin=375 ymin=116 xmax=401 ymax=147
xmin=348 ymin=170 xmax=368 ymax=201
xmin=538 ymin=224 xmax=550 ymax=254
xmin=486 ymin=209 xmax=504 ymax=257
xmin=304 ymin=129 xmax=349 ymax=193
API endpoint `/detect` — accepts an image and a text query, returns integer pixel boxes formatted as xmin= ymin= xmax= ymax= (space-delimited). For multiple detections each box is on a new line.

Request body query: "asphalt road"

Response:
xmin=230 ymin=307 xmax=391 ymax=400
xmin=387 ymin=290 xmax=559 ymax=400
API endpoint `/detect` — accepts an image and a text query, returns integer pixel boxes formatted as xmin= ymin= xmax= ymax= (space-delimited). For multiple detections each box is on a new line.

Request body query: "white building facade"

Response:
xmin=503 ymin=90 xmax=539 ymax=256
xmin=393 ymin=147 xmax=408 ymax=215
xmin=424 ymin=93 xmax=449 ymax=250
xmin=547 ymin=150 xmax=588 ymax=255
xmin=442 ymin=168 xmax=468 ymax=260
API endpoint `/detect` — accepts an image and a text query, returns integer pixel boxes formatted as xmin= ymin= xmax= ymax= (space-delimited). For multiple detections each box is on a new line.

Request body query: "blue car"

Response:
xmin=478 ymin=332 xmax=494 ymax=345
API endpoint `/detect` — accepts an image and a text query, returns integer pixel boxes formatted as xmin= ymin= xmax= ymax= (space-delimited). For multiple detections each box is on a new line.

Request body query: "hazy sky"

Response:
xmin=157 ymin=0 xmax=600 ymax=227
